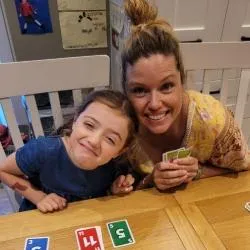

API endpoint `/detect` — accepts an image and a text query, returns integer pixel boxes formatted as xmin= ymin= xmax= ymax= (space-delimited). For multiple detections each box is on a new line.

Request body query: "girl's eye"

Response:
xmin=106 ymin=136 xmax=116 ymax=145
xmin=84 ymin=122 xmax=94 ymax=129
xmin=129 ymin=87 xmax=148 ymax=97
xmin=161 ymin=82 xmax=174 ymax=92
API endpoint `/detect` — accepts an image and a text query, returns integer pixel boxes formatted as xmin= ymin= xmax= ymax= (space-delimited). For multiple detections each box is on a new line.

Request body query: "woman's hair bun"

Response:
xmin=124 ymin=0 xmax=158 ymax=26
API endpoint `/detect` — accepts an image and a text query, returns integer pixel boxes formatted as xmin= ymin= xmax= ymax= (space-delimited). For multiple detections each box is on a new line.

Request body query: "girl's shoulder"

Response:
xmin=19 ymin=135 xmax=64 ymax=156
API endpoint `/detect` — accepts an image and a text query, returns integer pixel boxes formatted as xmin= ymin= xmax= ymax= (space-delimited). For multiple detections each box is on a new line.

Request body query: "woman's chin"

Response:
xmin=142 ymin=118 xmax=172 ymax=134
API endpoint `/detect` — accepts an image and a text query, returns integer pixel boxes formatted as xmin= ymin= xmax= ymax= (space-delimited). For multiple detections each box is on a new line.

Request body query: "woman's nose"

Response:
xmin=148 ymin=91 xmax=162 ymax=110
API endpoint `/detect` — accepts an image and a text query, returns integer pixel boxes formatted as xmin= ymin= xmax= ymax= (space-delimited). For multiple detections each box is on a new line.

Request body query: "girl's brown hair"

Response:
xmin=122 ymin=0 xmax=185 ymax=92
xmin=55 ymin=89 xmax=138 ymax=148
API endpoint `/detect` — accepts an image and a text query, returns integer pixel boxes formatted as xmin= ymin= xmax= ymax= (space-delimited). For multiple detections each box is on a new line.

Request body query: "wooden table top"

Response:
xmin=1 ymin=171 xmax=250 ymax=250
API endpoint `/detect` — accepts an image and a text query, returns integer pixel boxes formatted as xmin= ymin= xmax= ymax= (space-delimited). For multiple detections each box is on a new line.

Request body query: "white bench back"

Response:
xmin=181 ymin=42 xmax=250 ymax=129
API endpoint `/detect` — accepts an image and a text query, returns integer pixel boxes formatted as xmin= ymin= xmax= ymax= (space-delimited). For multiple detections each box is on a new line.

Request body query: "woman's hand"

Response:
xmin=153 ymin=156 xmax=199 ymax=190
xmin=172 ymin=156 xmax=199 ymax=183
xmin=36 ymin=193 xmax=67 ymax=213
xmin=111 ymin=174 xmax=135 ymax=195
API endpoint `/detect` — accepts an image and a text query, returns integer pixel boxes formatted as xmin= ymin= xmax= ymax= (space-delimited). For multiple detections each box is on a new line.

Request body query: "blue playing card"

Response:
xmin=24 ymin=237 xmax=49 ymax=250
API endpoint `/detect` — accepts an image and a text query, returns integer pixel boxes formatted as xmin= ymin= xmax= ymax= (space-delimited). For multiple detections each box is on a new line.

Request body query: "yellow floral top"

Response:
xmin=129 ymin=90 xmax=250 ymax=175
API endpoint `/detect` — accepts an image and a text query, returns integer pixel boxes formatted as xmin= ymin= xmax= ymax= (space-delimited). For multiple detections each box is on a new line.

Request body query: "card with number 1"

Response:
xmin=75 ymin=226 xmax=104 ymax=250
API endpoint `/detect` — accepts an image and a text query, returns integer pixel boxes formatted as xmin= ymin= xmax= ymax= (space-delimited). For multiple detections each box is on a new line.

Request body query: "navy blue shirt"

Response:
xmin=16 ymin=136 xmax=125 ymax=211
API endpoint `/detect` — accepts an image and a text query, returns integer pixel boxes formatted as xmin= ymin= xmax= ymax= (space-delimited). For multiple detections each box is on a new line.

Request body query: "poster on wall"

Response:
xmin=14 ymin=0 xmax=53 ymax=35
xmin=57 ymin=0 xmax=107 ymax=49
xmin=57 ymin=0 xmax=106 ymax=11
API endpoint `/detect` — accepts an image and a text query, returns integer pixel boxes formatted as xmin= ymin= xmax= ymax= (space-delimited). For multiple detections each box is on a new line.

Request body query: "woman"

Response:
xmin=122 ymin=0 xmax=250 ymax=190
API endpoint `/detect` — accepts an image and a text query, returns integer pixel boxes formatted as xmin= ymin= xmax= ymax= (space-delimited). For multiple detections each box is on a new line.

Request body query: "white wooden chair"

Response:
xmin=0 ymin=55 xmax=110 ymax=212
xmin=180 ymin=42 xmax=250 ymax=142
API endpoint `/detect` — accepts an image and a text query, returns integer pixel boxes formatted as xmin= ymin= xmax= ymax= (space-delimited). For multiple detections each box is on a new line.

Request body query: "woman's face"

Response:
xmin=126 ymin=54 xmax=184 ymax=134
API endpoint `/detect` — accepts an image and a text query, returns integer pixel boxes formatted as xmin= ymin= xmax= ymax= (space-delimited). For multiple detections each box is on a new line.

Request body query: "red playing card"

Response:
xmin=75 ymin=227 xmax=103 ymax=250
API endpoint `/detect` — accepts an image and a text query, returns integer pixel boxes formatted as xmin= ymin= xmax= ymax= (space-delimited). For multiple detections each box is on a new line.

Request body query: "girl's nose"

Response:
xmin=88 ymin=132 xmax=101 ymax=149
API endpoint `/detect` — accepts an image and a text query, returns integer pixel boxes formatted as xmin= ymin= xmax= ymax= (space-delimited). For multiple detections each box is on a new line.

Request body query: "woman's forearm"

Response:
xmin=198 ymin=163 xmax=234 ymax=179
xmin=0 ymin=171 xmax=46 ymax=205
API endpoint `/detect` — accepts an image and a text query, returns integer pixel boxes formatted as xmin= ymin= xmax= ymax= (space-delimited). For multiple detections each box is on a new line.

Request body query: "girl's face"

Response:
xmin=126 ymin=54 xmax=184 ymax=135
xmin=66 ymin=101 xmax=129 ymax=170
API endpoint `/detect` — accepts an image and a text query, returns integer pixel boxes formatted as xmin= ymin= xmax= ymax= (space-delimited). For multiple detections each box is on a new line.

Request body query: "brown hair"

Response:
xmin=122 ymin=0 xmax=185 ymax=92
xmin=55 ymin=89 xmax=138 ymax=148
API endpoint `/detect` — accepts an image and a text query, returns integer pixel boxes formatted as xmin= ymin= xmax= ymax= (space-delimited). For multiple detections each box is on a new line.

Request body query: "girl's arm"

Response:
xmin=0 ymin=153 xmax=46 ymax=206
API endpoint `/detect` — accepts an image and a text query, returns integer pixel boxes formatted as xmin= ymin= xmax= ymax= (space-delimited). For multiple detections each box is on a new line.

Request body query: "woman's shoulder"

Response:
xmin=187 ymin=90 xmax=226 ymax=127
xmin=186 ymin=91 xmax=228 ymax=161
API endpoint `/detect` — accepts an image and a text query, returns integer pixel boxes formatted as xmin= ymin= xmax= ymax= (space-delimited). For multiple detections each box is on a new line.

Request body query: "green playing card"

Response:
xmin=178 ymin=149 xmax=191 ymax=158
xmin=162 ymin=147 xmax=186 ymax=162
xmin=107 ymin=220 xmax=135 ymax=248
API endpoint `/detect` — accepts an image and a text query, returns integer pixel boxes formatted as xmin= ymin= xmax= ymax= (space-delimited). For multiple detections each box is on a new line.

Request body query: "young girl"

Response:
xmin=0 ymin=90 xmax=138 ymax=213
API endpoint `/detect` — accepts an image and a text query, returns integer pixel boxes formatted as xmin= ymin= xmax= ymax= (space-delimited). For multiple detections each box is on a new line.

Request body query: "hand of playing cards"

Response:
xmin=162 ymin=147 xmax=191 ymax=162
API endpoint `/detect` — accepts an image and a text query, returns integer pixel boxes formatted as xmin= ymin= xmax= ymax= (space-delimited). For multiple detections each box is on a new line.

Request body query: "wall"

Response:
xmin=0 ymin=1 xmax=13 ymax=62
xmin=2 ymin=0 xmax=108 ymax=61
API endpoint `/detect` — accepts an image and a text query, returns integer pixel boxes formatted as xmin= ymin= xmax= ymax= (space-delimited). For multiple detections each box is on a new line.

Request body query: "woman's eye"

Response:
xmin=129 ymin=87 xmax=147 ymax=97
xmin=161 ymin=82 xmax=174 ymax=92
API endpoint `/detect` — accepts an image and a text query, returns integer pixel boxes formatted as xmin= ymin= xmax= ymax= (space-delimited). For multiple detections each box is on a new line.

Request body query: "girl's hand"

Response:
xmin=36 ymin=193 xmax=67 ymax=213
xmin=111 ymin=174 xmax=135 ymax=195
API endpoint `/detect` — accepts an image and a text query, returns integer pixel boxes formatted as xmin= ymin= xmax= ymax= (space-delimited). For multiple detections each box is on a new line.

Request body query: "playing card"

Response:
xmin=107 ymin=219 xmax=135 ymax=248
xmin=162 ymin=148 xmax=183 ymax=162
xmin=24 ymin=237 xmax=49 ymax=250
xmin=75 ymin=226 xmax=104 ymax=250
xmin=177 ymin=148 xmax=191 ymax=158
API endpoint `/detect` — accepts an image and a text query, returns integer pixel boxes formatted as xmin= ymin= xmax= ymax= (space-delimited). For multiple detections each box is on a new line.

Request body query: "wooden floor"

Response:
xmin=0 ymin=187 xmax=13 ymax=215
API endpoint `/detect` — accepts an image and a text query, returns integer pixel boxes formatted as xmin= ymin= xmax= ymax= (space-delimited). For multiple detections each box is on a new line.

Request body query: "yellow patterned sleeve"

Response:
xmin=210 ymin=109 xmax=250 ymax=171
xmin=187 ymin=91 xmax=250 ymax=171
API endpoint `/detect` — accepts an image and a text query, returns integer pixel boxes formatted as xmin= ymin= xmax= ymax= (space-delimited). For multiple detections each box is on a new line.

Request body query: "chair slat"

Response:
xmin=0 ymin=143 xmax=6 ymax=162
xmin=234 ymin=69 xmax=250 ymax=127
xmin=0 ymin=99 xmax=23 ymax=149
xmin=202 ymin=70 xmax=210 ymax=94
xmin=25 ymin=95 xmax=44 ymax=137
xmin=72 ymin=89 xmax=82 ymax=107
xmin=3 ymin=184 xmax=20 ymax=212
xmin=219 ymin=69 xmax=229 ymax=105
xmin=49 ymin=92 xmax=63 ymax=129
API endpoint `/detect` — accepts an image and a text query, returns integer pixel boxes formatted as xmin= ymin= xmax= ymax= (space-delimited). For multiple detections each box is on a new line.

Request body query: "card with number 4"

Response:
xmin=75 ymin=226 xmax=104 ymax=250
xmin=107 ymin=219 xmax=135 ymax=248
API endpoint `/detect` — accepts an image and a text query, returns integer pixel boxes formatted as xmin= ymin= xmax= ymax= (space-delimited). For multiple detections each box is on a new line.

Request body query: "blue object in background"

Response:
xmin=14 ymin=0 xmax=53 ymax=35
xmin=0 ymin=104 xmax=7 ymax=126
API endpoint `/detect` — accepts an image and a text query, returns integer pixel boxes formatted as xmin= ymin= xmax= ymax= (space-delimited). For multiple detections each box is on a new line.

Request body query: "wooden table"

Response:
xmin=1 ymin=171 xmax=250 ymax=250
